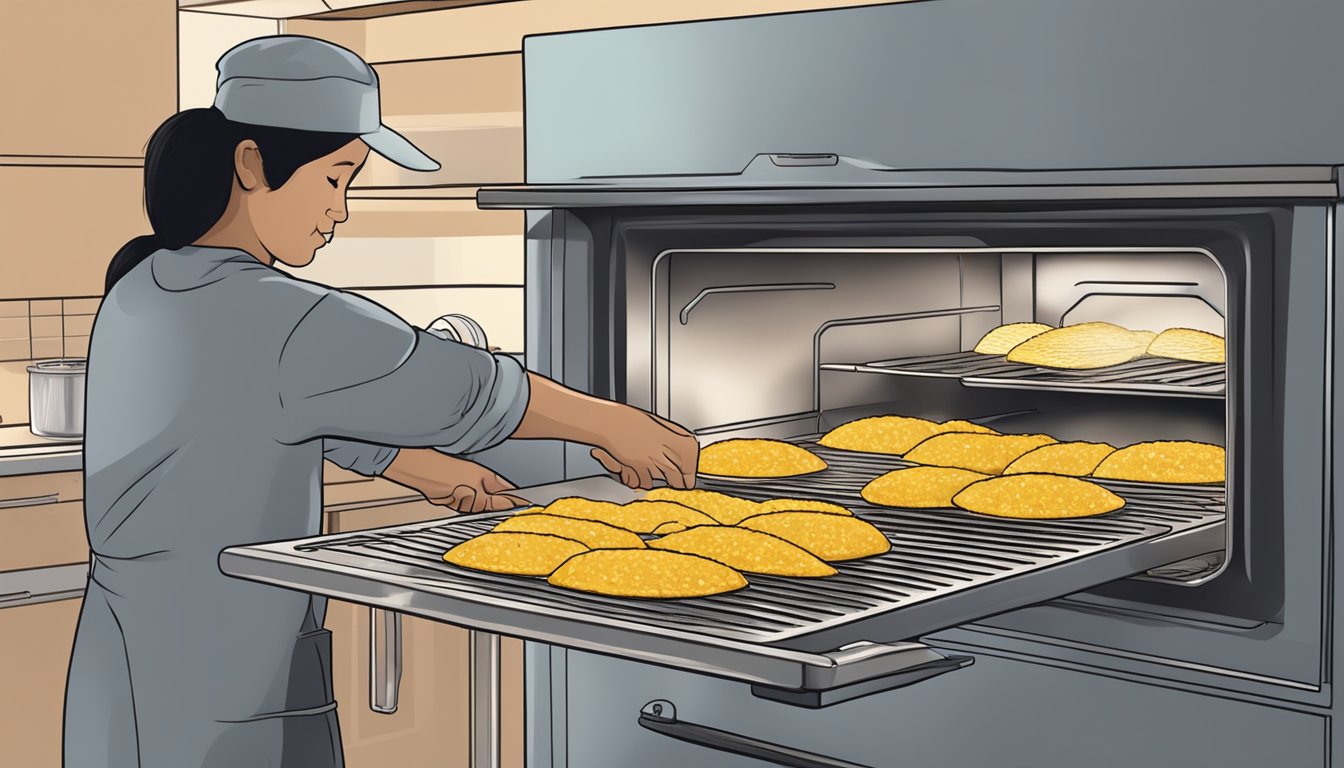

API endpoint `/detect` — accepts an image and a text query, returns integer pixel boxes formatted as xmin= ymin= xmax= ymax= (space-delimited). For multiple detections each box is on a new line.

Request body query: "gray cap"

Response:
xmin=213 ymin=35 xmax=439 ymax=172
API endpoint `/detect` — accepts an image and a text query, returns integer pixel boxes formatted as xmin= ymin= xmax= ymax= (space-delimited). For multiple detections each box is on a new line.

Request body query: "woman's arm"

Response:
xmin=512 ymin=373 xmax=698 ymax=489
xmin=275 ymin=290 xmax=697 ymax=489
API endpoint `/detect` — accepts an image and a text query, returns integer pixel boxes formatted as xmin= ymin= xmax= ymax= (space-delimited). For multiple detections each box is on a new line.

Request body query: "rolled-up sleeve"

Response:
xmin=322 ymin=439 xmax=399 ymax=476
xmin=275 ymin=290 xmax=530 ymax=453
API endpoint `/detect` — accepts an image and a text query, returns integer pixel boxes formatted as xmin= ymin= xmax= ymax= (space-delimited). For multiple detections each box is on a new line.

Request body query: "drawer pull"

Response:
xmin=0 ymin=591 xmax=33 ymax=605
xmin=639 ymin=699 xmax=872 ymax=768
xmin=0 ymin=494 xmax=59 ymax=509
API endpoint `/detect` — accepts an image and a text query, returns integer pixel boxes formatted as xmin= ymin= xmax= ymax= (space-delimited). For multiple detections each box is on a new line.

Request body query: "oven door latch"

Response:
xmin=755 ymin=640 xmax=974 ymax=709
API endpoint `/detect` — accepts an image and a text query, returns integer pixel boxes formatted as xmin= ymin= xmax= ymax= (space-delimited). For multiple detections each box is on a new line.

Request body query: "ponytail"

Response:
xmin=106 ymin=108 xmax=357 ymax=291
xmin=105 ymin=235 xmax=163 ymax=293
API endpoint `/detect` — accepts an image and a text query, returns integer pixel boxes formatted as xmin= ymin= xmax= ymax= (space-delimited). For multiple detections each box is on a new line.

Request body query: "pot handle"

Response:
xmin=638 ymin=699 xmax=874 ymax=768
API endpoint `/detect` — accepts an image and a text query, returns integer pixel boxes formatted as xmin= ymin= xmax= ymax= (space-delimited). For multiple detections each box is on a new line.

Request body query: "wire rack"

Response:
xmin=250 ymin=438 xmax=1225 ymax=651
xmin=822 ymin=350 xmax=1226 ymax=398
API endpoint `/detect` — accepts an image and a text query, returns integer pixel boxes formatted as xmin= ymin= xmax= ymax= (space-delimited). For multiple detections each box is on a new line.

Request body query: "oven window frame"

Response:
xmin=538 ymin=201 xmax=1326 ymax=693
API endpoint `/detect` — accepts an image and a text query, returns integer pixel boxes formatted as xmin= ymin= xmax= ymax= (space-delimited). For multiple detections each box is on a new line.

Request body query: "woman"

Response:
xmin=63 ymin=36 xmax=698 ymax=768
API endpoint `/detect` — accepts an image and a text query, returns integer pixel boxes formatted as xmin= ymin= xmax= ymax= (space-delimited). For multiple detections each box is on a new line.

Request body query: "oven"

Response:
xmin=467 ymin=176 xmax=1332 ymax=767
xmin=221 ymin=1 xmax=1344 ymax=765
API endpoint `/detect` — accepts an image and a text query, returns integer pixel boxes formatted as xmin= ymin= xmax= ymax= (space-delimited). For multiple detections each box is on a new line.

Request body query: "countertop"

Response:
xmin=0 ymin=425 xmax=81 ymax=478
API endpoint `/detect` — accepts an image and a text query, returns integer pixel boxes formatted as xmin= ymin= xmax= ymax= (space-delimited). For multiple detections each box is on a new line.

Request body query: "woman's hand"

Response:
xmin=590 ymin=406 xmax=699 ymax=490
xmin=510 ymin=373 xmax=699 ymax=490
xmin=382 ymin=449 xmax=529 ymax=513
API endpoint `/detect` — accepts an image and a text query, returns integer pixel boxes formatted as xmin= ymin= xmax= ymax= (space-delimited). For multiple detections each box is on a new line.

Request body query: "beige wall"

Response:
xmin=179 ymin=11 xmax=281 ymax=109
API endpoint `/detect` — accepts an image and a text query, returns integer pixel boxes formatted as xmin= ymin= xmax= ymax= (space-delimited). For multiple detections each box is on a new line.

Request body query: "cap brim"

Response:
xmin=362 ymin=124 xmax=440 ymax=172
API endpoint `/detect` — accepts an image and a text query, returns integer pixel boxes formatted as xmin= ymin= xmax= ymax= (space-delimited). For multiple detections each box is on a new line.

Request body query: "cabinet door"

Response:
xmin=325 ymin=499 xmax=524 ymax=767
xmin=0 ymin=166 xmax=148 ymax=299
xmin=0 ymin=472 xmax=87 ymax=572
xmin=0 ymin=597 xmax=82 ymax=767
xmin=2 ymin=0 xmax=175 ymax=157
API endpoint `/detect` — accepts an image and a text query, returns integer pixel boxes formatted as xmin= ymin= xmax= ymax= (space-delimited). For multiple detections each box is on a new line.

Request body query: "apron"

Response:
xmin=63 ymin=551 xmax=343 ymax=768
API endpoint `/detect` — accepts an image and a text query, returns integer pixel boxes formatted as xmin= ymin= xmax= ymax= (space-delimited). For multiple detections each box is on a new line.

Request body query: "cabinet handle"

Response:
xmin=639 ymin=699 xmax=873 ymax=768
xmin=369 ymin=608 xmax=402 ymax=714
xmin=0 ymin=494 xmax=59 ymax=509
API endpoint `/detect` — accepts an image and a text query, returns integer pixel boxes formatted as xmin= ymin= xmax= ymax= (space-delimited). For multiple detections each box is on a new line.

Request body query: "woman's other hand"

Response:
xmin=591 ymin=408 xmax=699 ymax=490
xmin=382 ymin=449 xmax=529 ymax=513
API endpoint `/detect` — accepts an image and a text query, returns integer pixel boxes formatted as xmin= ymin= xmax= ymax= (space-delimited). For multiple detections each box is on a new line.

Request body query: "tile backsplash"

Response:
xmin=0 ymin=297 xmax=99 ymax=363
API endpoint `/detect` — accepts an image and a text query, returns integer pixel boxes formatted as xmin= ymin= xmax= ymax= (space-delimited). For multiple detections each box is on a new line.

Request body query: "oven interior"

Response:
xmin=584 ymin=206 xmax=1286 ymax=628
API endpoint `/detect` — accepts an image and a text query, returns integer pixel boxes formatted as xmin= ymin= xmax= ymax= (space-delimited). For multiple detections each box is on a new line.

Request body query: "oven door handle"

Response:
xmin=638 ymin=699 xmax=874 ymax=768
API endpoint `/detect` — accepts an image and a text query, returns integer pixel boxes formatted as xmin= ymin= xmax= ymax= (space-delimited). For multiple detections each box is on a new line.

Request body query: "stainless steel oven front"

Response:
xmin=481 ymin=180 xmax=1337 ymax=767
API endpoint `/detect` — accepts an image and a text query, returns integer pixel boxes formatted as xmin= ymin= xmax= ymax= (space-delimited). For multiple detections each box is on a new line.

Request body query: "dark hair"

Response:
xmin=106 ymin=107 xmax=358 ymax=292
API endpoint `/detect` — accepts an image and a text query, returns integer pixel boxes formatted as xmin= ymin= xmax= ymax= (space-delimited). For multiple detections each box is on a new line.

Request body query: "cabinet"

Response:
xmin=0 ymin=165 xmax=148 ymax=299
xmin=0 ymin=597 xmax=83 ymax=768
xmin=0 ymin=471 xmax=88 ymax=763
xmin=2 ymin=0 xmax=175 ymax=158
xmin=0 ymin=471 xmax=86 ymax=572
xmin=2 ymin=0 xmax=173 ymax=299
xmin=325 ymin=498 xmax=525 ymax=768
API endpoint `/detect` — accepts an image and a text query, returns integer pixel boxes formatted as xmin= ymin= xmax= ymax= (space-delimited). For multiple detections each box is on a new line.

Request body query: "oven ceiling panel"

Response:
xmin=221 ymin=441 xmax=1224 ymax=685
xmin=523 ymin=0 xmax=1344 ymax=183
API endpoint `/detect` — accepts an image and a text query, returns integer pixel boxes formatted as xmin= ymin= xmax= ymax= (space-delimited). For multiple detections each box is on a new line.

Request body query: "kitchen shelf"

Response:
xmin=822 ymin=350 xmax=1225 ymax=399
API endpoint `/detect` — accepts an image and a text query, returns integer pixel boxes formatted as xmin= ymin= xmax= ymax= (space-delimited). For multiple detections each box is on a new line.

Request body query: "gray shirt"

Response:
xmin=65 ymin=245 xmax=529 ymax=767
xmin=84 ymin=245 xmax=529 ymax=559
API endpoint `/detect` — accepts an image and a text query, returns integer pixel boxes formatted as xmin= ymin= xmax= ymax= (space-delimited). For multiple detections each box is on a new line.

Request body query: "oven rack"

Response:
xmin=221 ymin=448 xmax=1224 ymax=666
xmin=821 ymin=350 xmax=1225 ymax=399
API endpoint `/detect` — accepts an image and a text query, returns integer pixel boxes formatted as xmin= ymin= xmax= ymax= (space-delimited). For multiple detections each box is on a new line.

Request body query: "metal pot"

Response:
xmin=27 ymin=359 xmax=86 ymax=439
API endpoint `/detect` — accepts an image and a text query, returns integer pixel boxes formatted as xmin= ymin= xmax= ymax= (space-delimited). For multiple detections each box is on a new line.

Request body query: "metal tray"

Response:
xmin=220 ymin=442 xmax=1224 ymax=689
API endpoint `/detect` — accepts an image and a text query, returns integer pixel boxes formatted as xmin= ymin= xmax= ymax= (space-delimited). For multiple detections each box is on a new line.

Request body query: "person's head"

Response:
xmin=106 ymin=35 xmax=437 ymax=291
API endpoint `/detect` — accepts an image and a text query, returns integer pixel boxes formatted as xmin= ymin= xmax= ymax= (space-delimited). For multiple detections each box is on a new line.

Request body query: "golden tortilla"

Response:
xmin=1003 ymin=442 xmax=1117 ymax=477
xmin=1091 ymin=441 xmax=1225 ymax=484
xmin=548 ymin=549 xmax=748 ymax=598
xmin=493 ymin=514 xmax=647 ymax=549
xmin=953 ymin=474 xmax=1126 ymax=519
xmin=818 ymin=415 xmax=943 ymax=455
xmin=1005 ymin=321 xmax=1152 ymax=369
xmin=738 ymin=512 xmax=890 ymax=562
xmin=645 ymin=488 xmax=766 ymax=525
xmin=650 ymin=526 xmax=837 ymax=577
xmin=861 ymin=466 xmax=991 ymax=509
xmin=903 ymin=432 xmax=1058 ymax=475
xmin=529 ymin=497 xmax=713 ymax=534
xmin=937 ymin=419 xmax=999 ymax=435
xmin=973 ymin=322 xmax=1053 ymax=355
xmin=698 ymin=438 xmax=827 ymax=478
xmin=443 ymin=532 xmax=588 ymax=577
xmin=759 ymin=498 xmax=853 ymax=516
xmin=1146 ymin=328 xmax=1226 ymax=364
